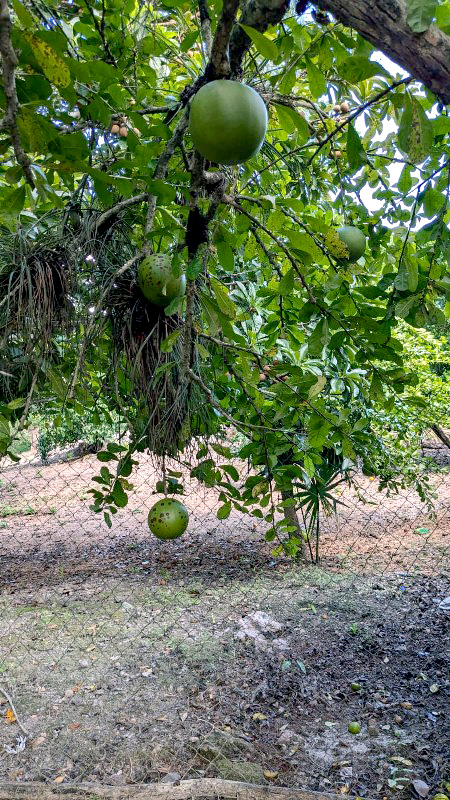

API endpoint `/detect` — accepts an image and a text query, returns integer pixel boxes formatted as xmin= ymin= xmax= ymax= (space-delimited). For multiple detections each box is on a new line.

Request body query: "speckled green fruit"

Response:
xmin=189 ymin=80 xmax=268 ymax=165
xmin=148 ymin=498 xmax=189 ymax=540
xmin=137 ymin=254 xmax=186 ymax=308
xmin=337 ymin=226 xmax=366 ymax=263
xmin=348 ymin=721 xmax=361 ymax=734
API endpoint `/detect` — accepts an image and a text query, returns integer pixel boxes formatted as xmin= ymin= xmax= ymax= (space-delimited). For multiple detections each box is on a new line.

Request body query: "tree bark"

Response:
xmin=316 ymin=0 xmax=450 ymax=105
xmin=431 ymin=424 xmax=450 ymax=450
xmin=281 ymin=488 xmax=308 ymax=561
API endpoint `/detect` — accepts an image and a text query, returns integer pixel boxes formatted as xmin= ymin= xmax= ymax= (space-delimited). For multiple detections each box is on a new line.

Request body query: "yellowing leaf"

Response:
xmin=252 ymin=712 xmax=267 ymax=721
xmin=24 ymin=34 xmax=70 ymax=87
xmin=398 ymin=95 xmax=433 ymax=165
xmin=264 ymin=770 xmax=279 ymax=780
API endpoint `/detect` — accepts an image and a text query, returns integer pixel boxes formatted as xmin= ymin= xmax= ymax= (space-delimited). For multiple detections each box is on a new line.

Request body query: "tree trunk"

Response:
xmin=316 ymin=0 xmax=450 ymax=104
xmin=281 ymin=488 xmax=308 ymax=561
xmin=431 ymin=424 xmax=450 ymax=450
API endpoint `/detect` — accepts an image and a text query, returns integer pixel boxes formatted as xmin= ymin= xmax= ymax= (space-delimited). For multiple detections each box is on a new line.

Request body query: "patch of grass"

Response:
xmin=10 ymin=433 xmax=32 ymax=455
xmin=0 ymin=504 xmax=36 ymax=517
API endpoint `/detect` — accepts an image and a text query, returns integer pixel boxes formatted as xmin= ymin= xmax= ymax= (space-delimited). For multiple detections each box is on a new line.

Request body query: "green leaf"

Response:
xmin=305 ymin=56 xmax=326 ymax=99
xmin=160 ymin=329 xmax=182 ymax=353
xmin=112 ymin=480 xmax=128 ymax=508
xmin=395 ymin=256 xmax=418 ymax=292
xmin=217 ymin=501 xmax=232 ymax=520
xmin=97 ymin=451 xmax=118 ymax=462
xmin=406 ymin=0 xmax=437 ymax=32
xmin=339 ymin=56 xmax=389 ymax=83
xmin=307 ymin=375 xmax=327 ymax=399
xmin=104 ymin=512 xmax=112 ymax=528
xmin=307 ymin=413 xmax=331 ymax=449
xmin=12 ymin=0 xmax=35 ymax=28
xmin=346 ymin=123 xmax=366 ymax=171
xmin=308 ymin=318 xmax=329 ymax=356
xmin=216 ymin=240 xmax=235 ymax=272
xmin=398 ymin=95 xmax=433 ymax=165
xmin=395 ymin=295 xmax=419 ymax=319
xmin=210 ymin=277 xmax=236 ymax=319
xmin=240 ymin=24 xmax=279 ymax=61
xmin=0 ymin=185 xmax=26 ymax=219
xmin=279 ymin=268 xmax=295 ymax=295
xmin=275 ymin=104 xmax=309 ymax=141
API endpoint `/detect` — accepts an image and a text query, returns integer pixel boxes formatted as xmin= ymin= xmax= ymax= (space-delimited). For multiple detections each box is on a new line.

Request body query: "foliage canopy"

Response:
xmin=1 ymin=0 xmax=450 ymax=553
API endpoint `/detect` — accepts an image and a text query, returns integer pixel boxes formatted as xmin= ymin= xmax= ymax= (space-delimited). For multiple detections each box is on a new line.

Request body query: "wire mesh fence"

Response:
xmin=0 ymin=429 xmax=449 ymax=796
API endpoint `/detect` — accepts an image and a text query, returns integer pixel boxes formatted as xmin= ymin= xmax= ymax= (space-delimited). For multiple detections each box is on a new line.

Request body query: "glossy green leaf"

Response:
xmin=240 ymin=24 xmax=278 ymax=61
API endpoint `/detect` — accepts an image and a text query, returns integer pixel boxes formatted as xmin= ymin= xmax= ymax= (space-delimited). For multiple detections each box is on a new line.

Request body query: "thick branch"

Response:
xmin=317 ymin=0 xmax=450 ymax=105
xmin=208 ymin=0 xmax=241 ymax=78
xmin=0 ymin=0 xmax=34 ymax=186
xmin=431 ymin=424 xmax=450 ymax=450
xmin=198 ymin=0 xmax=213 ymax=57
xmin=229 ymin=0 xmax=290 ymax=77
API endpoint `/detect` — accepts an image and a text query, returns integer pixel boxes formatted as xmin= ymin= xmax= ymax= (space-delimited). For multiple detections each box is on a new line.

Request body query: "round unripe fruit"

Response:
xmin=333 ymin=104 xmax=341 ymax=113
xmin=148 ymin=498 xmax=189 ymax=540
xmin=119 ymin=125 xmax=128 ymax=137
xmin=138 ymin=254 xmax=186 ymax=308
xmin=189 ymin=80 xmax=268 ymax=165
xmin=351 ymin=682 xmax=362 ymax=692
xmin=337 ymin=226 xmax=366 ymax=263
xmin=340 ymin=101 xmax=350 ymax=113
xmin=348 ymin=721 xmax=361 ymax=735
xmin=111 ymin=123 xmax=120 ymax=134
xmin=259 ymin=372 xmax=267 ymax=382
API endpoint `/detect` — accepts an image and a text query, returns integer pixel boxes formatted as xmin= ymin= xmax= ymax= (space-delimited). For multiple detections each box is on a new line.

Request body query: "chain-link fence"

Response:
xmin=0 ymin=429 xmax=449 ymax=798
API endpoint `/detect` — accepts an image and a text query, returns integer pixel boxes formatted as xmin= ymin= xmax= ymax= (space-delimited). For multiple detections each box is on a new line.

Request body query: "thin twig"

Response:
xmin=0 ymin=687 xmax=30 ymax=738
xmin=307 ymin=77 xmax=412 ymax=166
xmin=145 ymin=107 xmax=190 ymax=246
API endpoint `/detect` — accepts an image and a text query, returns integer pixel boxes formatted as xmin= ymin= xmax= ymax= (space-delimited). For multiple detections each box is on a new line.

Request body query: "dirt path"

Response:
xmin=0 ymin=453 xmax=449 ymax=795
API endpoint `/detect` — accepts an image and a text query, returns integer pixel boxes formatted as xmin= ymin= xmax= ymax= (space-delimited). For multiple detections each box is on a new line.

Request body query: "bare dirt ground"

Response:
xmin=0 ymin=449 xmax=449 ymax=796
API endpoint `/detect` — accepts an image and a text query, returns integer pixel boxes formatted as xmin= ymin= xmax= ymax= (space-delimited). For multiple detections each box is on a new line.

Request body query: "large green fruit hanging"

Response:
xmin=137 ymin=254 xmax=186 ymax=307
xmin=189 ymin=80 xmax=268 ymax=165
xmin=148 ymin=498 xmax=189 ymax=540
xmin=336 ymin=226 xmax=366 ymax=263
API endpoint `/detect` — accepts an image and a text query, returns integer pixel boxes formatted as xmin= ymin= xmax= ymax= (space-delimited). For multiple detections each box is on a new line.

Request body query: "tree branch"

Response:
xmin=94 ymin=193 xmax=148 ymax=233
xmin=145 ymin=107 xmax=190 ymax=245
xmin=198 ymin=0 xmax=213 ymax=58
xmin=0 ymin=0 xmax=34 ymax=187
xmin=229 ymin=0 xmax=290 ymax=77
xmin=317 ymin=0 xmax=450 ymax=104
xmin=307 ymin=76 xmax=411 ymax=165
xmin=208 ymin=0 xmax=241 ymax=79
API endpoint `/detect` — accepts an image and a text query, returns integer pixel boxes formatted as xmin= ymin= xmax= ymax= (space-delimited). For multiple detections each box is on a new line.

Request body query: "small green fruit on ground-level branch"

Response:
xmin=148 ymin=498 xmax=189 ymax=540
xmin=189 ymin=80 xmax=268 ymax=166
xmin=138 ymin=254 xmax=186 ymax=308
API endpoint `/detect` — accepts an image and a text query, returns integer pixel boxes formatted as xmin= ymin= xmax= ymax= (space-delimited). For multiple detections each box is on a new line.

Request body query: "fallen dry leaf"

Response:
xmin=53 ymin=776 xmax=65 ymax=784
xmin=31 ymin=735 xmax=46 ymax=749
xmin=68 ymin=723 xmax=81 ymax=731
xmin=264 ymin=770 xmax=279 ymax=780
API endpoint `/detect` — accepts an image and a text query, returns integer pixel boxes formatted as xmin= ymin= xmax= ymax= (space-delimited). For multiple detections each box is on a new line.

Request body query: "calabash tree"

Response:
xmin=0 ymin=0 xmax=449 ymax=552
